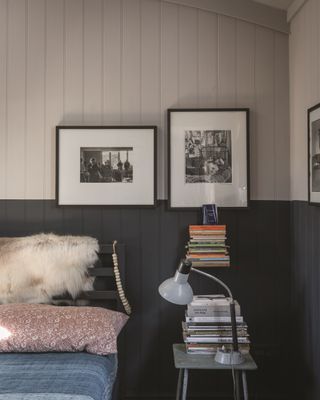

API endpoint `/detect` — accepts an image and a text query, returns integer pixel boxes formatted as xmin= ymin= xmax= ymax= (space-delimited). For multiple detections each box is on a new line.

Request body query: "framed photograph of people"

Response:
xmin=56 ymin=126 xmax=156 ymax=206
xmin=308 ymin=103 xmax=320 ymax=205
xmin=168 ymin=109 xmax=250 ymax=209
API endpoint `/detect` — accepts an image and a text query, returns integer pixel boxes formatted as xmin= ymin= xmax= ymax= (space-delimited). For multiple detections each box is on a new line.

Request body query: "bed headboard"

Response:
xmin=53 ymin=243 xmax=126 ymax=312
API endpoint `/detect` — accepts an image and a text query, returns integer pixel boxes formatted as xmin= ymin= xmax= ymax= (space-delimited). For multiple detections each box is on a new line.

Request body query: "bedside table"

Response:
xmin=173 ymin=344 xmax=257 ymax=400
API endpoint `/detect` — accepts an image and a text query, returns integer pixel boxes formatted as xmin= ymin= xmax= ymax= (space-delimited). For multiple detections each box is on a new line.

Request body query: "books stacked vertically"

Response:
xmin=186 ymin=225 xmax=230 ymax=267
xmin=183 ymin=295 xmax=250 ymax=355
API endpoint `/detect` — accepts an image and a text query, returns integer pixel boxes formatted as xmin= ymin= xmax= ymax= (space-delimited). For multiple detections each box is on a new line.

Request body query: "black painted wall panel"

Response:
xmin=0 ymin=200 xmax=291 ymax=400
xmin=291 ymin=201 xmax=320 ymax=400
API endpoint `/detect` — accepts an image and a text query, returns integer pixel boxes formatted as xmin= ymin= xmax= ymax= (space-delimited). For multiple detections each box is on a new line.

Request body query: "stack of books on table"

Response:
xmin=186 ymin=225 xmax=230 ymax=267
xmin=183 ymin=295 xmax=250 ymax=355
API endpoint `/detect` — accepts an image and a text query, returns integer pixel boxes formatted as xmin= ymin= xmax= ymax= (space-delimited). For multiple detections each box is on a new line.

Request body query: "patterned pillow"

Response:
xmin=0 ymin=303 xmax=128 ymax=355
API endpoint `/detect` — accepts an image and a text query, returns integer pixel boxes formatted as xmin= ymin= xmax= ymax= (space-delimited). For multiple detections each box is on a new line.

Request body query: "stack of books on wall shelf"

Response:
xmin=182 ymin=295 xmax=250 ymax=355
xmin=186 ymin=225 xmax=230 ymax=267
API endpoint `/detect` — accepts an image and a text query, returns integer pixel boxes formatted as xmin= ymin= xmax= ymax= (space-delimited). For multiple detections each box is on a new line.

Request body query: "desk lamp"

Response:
xmin=159 ymin=259 xmax=244 ymax=365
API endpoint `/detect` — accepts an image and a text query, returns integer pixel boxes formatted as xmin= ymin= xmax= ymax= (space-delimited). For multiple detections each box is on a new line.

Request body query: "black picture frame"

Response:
xmin=56 ymin=125 xmax=157 ymax=207
xmin=308 ymin=103 xmax=320 ymax=206
xmin=168 ymin=108 xmax=250 ymax=210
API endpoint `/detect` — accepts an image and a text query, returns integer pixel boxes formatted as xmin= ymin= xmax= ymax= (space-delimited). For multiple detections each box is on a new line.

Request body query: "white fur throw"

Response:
xmin=0 ymin=233 xmax=99 ymax=304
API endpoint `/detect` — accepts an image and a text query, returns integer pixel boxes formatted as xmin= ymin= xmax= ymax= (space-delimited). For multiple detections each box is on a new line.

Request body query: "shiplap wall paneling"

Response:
xmin=45 ymin=0 xmax=63 ymax=199
xmin=255 ymin=27 xmax=275 ymax=200
xmin=274 ymin=32 xmax=290 ymax=200
xmin=122 ymin=0 xmax=141 ymax=124
xmin=84 ymin=0 xmax=102 ymax=123
xmin=0 ymin=0 xmax=290 ymax=201
xmin=235 ymin=20 xmax=256 ymax=198
xmin=103 ymin=0 xmax=121 ymax=124
xmin=64 ymin=0 xmax=84 ymax=124
xmin=0 ymin=0 xmax=7 ymax=199
xmin=178 ymin=6 xmax=198 ymax=107
xmin=26 ymin=0 xmax=45 ymax=199
xmin=0 ymin=200 xmax=292 ymax=399
xmin=7 ymin=0 xmax=26 ymax=199
xmin=160 ymin=1 xmax=178 ymax=199
xmin=218 ymin=16 xmax=236 ymax=106
xmin=198 ymin=10 xmax=218 ymax=107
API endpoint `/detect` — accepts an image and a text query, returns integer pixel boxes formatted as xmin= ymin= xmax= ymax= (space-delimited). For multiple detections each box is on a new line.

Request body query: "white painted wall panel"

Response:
xmin=64 ymin=0 xmax=84 ymax=123
xmin=45 ymin=0 xmax=64 ymax=199
xmin=255 ymin=27 xmax=275 ymax=199
xmin=103 ymin=0 xmax=121 ymax=124
xmin=218 ymin=16 xmax=236 ymax=106
xmin=0 ymin=0 xmax=7 ymax=198
xmin=122 ymin=0 xmax=141 ymax=124
xmin=198 ymin=10 xmax=218 ymax=107
xmin=289 ymin=0 xmax=314 ymax=200
xmin=0 ymin=0 xmax=290 ymax=200
xmin=84 ymin=0 xmax=102 ymax=123
xmin=160 ymin=2 xmax=179 ymax=199
xmin=26 ymin=0 xmax=45 ymax=198
xmin=235 ymin=21 xmax=256 ymax=197
xmin=6 ymin=0 xmax=26 ymax=198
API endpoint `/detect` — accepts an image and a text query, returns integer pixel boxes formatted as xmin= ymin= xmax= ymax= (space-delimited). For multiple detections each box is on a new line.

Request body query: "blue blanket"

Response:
xmin=0 ymin=353 xmax=117 ymax=400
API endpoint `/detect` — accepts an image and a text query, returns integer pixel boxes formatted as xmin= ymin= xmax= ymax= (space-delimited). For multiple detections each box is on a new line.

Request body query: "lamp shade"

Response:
xmin=158 ymin=271 xmax=193 ymax=305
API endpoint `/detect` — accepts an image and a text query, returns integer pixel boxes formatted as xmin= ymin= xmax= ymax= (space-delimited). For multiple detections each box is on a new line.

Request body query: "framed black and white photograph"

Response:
xmin=168 ymin=109 xmax=249 ymax=209
xmin=308 ymin=103 xmax=320 ymax=205
xmin=56 ymin=126 xmax=156 ymax=206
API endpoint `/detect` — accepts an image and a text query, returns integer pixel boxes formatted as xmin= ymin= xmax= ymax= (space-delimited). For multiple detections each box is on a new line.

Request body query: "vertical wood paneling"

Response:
xmin=64 ymin=0 xmax=84 ymax=123
xmin=83 ymin=0 xmax=102 ymax=123
xmin=217 ymin=15 xmax=236 ymax=106
xmin=255 ymin=27 xmax=275 ymax=199
xmin=178 ymin=6 xmax=198 ymax=106
xmin=0 ymin=199 xmax=292 ymax=399
xmin=6 ymin=0 xmax=26 ymax=198
xmin=0 ymin=0 xmax=290 ymax=201
xmin=160 ymin=2 xmax=179 ymax=199
xmin=45 ymin=0 xmax=63 ymax=199
xmin=274 ymin=33 xmax=290 ymax=200
xmin=198 ymin=10 xmax=218 ymax=107
xmin=122 ymin=0 xmax=141 ymax=124
xmin=26 ymin=0 xmax=45 ymax=198
xmin=103 ymin=0 xmax=121 ymax=124
xmin=236 ymin=21 xmax=256 ymax=197
xmin=0 ymin=0 xmax=7 ymax=198
xmin=141 ymin=0 xmax=161 ymax=197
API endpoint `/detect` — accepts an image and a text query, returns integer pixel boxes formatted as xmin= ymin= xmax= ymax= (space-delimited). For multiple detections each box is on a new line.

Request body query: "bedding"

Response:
xmin=0 ymin=304 xmax=128 ymax=355
xmin=0 ymin=352 xmax=117 ymax=400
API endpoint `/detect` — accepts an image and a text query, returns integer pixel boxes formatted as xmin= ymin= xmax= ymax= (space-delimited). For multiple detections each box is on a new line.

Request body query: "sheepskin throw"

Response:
xmin=0 ymin=233 xmax=99 ymax=304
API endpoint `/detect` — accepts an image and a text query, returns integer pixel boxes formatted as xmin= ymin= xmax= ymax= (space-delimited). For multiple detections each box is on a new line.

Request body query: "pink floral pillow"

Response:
xmin=0 ymin=304 xmax=128 ymax=355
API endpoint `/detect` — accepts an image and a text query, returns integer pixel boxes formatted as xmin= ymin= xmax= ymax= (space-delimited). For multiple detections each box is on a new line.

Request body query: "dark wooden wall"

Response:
xmin=0 ymin=200 xmax=291 ymax=400
xmin=291 ymin=201 xmax=320 ymax=400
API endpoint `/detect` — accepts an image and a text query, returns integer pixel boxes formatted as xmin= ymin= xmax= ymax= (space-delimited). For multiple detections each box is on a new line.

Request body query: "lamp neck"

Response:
xmin=190 ymin=267 xmax=233 ymax=300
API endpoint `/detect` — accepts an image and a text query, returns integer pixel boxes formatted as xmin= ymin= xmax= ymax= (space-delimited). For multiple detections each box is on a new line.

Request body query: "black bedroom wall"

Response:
xmin=0 ymin=199 xmax=291 ymax=400
xmin=290 ymin=201 xmax=320 ymax=400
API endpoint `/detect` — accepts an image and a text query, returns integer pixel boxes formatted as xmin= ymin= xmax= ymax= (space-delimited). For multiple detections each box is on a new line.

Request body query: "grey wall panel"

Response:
xmin=0 ymin=199 xmax=291 ymax=399
xmin=0 ymin=0 xmax=290 ymax=201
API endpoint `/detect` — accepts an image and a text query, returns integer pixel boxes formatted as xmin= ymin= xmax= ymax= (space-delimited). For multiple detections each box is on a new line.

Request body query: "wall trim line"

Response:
xmin=162 ymin=0 xmax=289 ymax=34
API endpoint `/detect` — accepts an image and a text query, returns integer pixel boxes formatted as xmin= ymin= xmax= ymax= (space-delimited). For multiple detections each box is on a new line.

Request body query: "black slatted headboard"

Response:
xmin=54 ymin=243 xmax=126 ymax=312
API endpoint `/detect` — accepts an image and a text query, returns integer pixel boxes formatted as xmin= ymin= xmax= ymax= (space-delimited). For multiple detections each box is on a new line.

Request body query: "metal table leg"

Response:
xmin=181 ymin=368 xmax=189 ymax=400
xmin=234 ymin=370 xmax=240 ymax=400
xmin=176 ymin=369 xmax=183 ymax=400
xmin=242 ymin=371 xmax=248 ymax=400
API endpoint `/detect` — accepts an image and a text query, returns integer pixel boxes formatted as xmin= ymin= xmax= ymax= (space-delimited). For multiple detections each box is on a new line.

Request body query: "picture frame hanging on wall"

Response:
xmin=308 ymin=103 xmax=320 ymax=205
xmin=168 ymin=108 xmax=250 ymax=210
xmin=56 ymin=126 xmax=157 ymax=207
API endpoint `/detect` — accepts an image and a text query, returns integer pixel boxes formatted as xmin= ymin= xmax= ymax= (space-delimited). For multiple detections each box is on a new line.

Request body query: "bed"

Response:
xmin=0 ymin=241 xmax=128 ymax=400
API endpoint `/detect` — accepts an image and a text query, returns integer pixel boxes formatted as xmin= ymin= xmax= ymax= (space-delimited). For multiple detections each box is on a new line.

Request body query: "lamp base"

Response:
xmin=215 ymin=348 xmax=244 ymax=365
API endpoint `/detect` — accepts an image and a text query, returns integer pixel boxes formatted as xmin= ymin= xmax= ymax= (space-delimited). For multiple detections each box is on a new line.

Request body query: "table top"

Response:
xmin=173 ymin=344 xmax=258 ymax=371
